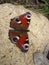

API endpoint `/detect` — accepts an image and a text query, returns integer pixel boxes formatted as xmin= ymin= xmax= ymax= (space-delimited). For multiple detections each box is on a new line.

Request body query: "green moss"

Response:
xmin=26 ymin=0 xmax=49 ymax=17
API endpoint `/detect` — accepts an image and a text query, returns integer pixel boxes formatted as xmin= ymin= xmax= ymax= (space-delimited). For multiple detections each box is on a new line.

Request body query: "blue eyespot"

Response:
xmin=13 ymin=38 xmax=18 ymax=42
xmin=16 ymin=18 xmax=21 ymax=23
xmin=12 ymin=36 xmax=19 ymax=43
xmin=16 ymin=18 xmax=20 ymax=22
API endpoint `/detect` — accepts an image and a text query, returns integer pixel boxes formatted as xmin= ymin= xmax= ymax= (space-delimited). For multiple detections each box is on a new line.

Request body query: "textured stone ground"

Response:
xmin=33 ymin=52 xmax=49 ymax=65
xmin=0 ymin=3 xmax=49 ymax=65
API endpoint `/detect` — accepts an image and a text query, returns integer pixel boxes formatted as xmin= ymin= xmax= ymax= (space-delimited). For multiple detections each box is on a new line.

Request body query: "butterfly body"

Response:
xmin=9 ymin=12 xmax=31 ymax=52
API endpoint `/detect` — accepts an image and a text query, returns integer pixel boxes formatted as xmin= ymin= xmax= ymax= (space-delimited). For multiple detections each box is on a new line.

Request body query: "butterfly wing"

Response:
xmin=10 ymin=12 xmax=31 ymax=29
xmin=9 ymin=12 xmax=31 ymax=52
xmin=9 ymin=30 xmax=29 ymax=52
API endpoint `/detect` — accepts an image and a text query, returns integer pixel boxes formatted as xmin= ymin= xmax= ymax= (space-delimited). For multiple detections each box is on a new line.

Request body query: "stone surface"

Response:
xmin=0 ymin=3 xmax=49 ymax=65
xmin=43 ymin=43 xmax=49 ymax=60
xmin=33 ymin=52 xmax=49 ymax=65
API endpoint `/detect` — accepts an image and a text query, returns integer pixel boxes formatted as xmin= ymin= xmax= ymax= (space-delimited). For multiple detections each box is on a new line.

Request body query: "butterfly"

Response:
xmin=9 ymin=12 xmax=31 ymax=52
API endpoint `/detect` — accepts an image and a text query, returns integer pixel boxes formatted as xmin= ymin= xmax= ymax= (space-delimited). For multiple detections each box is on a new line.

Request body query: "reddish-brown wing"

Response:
xmin=10 ymin=12 xmax=31 ymax=29
xmin=9 ymin=30 xmax=29 ymax=52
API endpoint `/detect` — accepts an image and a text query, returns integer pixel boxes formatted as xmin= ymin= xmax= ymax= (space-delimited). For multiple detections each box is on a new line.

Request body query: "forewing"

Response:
xmin=10 ymin=12 xmax=31 ymax=29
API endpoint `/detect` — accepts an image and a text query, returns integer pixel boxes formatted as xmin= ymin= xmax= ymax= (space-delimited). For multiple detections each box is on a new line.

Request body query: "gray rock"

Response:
xmin=33 ymin=52 xmax=49 ymax=65
xmin=43 ymin=44 xmax=49 ymax=60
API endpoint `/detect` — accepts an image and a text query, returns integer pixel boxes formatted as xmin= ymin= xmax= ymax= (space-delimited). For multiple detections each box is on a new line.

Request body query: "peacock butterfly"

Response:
xmin=9 ymin=12 xmax=31 ymax=52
